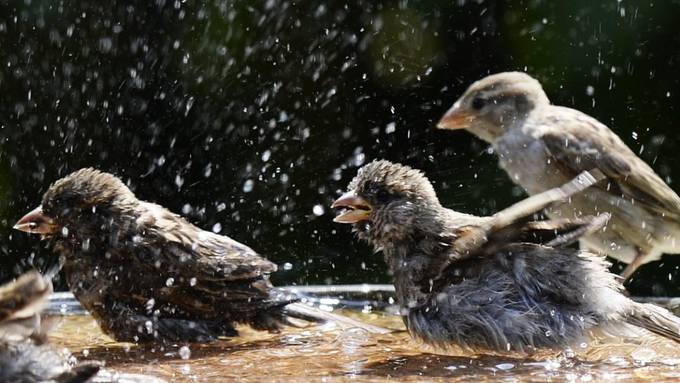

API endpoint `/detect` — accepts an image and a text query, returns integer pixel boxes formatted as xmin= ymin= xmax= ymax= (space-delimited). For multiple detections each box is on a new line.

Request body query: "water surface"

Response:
xmin=48 ymin=311 xmax=680 ymax=382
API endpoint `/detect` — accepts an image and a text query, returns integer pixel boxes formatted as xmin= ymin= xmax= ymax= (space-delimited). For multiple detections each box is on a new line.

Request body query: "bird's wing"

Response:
xmin=482 ymin=214 xmax=610 ymax=253
xmin=137 ymin=202 xmax=278 ymax=282
xmin=489 ymin=167 xmax=604 ymax=230
xmin=430 ymin=178 xmax=610 ymax=291
xmin=441 ymin=214 xmax=609 ymax=265
xmin=428 ymin=240 xmax=595 ymax=309
xmin=537 ymin=108 xmax=680 ymax=219
xmin=446 ymin=168 xmax=605 ymax=261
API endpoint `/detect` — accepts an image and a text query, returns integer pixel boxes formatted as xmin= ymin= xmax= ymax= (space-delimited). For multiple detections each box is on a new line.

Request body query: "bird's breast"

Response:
xmin=386 ymin=252 xmax=440 ymax=311
xmin=494 ymin=131 xmax=569 ymax=194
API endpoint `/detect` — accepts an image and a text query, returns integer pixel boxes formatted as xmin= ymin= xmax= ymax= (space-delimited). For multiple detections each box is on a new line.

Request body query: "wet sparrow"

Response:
xmin=333 ymin=160 xmax=680 ymax=353
xmin=14 ymin=169 xmax=387 ymax=343
xmin=437 ymin=72 xmax=680 ymax=280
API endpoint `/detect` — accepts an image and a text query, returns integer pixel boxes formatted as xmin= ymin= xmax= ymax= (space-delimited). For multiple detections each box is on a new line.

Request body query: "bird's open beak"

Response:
xmin=332 ymin=191 xmax=372 ymax=224
xmin=13 ymin=206 xmax=58 ymax=235
xmin=436 ymin=103 xmax=475 ymax=130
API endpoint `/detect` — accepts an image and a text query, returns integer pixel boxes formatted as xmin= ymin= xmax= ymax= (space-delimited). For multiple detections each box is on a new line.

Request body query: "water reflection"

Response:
xmin=47 ymin=311 xmax=680 ymax=382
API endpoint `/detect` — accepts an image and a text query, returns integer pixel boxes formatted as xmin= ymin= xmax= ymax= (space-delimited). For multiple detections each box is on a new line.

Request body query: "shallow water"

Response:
xmin=47 ymin=309 xmax=680 ymax=382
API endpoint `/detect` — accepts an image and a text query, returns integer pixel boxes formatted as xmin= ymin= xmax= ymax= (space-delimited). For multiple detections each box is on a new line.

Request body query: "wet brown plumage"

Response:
xmin=15 ymin=168 xmax=386 ymax=343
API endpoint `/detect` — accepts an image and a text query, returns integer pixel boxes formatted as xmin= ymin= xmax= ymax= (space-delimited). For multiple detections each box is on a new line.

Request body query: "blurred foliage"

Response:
xmin=0 ymin=0 xmax=679 ymax=295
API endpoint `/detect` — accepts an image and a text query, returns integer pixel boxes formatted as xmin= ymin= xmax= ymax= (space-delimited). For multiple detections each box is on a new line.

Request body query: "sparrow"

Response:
xmin=436 ymin=71 xmax=680 ymax=280
xmin=14 ymin=168 xmax=387 ymax=343
xmin=332 ymin=160 xmax=680 ymax=353
xmin=0 ymin=271 xmax=100 ymax=383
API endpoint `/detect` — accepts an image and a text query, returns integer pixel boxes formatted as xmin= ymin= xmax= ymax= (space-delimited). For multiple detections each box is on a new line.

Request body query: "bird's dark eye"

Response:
xmin=471 ymin=97 xmax=486 ymax=110
xmin=375 ymin=189 xmax=392 ymax=204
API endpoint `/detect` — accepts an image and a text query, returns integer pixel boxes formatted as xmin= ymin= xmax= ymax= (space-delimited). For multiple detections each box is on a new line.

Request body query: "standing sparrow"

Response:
xmin=0 ymin=271 xmax=101 ymax=383
xmin=14 ymin=168 xmax=386 ymax=343
xmin=333 ymin=160 xmax=680 ymax=353
xmin=437 ymin=71 xmax=680 ymax=279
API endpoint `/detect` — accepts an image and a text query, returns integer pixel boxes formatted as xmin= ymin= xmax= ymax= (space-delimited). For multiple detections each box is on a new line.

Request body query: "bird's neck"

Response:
xmin=372 ymin=209 xmax=454 ymax=309
xmin=358 ymin=204 xmax=433 ymax=251
xmin=383 ymin=238 xmax=456 ymax=313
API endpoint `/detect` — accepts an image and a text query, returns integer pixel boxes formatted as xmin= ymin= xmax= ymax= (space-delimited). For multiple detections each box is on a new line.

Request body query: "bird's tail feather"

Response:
xmin=625 ymin=302 xmax=680 ymax=344
xmin=282 ymin=302 xmax=393 ymax=334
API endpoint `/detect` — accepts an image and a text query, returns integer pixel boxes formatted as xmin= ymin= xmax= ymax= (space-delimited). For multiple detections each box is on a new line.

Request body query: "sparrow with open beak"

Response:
xmin=333 ymin=160 xmax=680 ymax=353
xmin=437 ymin=72 xmax=680 ymax=280
xmin=14 ymin=168 xmax=387 ymax=343
xmin=0 ymin=271 xmax=100 ymax=383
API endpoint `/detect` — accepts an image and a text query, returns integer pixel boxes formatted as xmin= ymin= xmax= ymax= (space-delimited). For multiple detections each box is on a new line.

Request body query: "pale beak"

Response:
xmin=436 ymin=103 xmax=476 ymax=130
xmin=332 ymin=191 xmax=372 ymax=224
xmin=13 ymin=206 xmax=58 ymax=235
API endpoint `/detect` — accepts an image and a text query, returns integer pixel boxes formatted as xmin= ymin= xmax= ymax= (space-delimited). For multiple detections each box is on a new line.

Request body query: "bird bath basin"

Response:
xmin=46 ymin=286 xmax=680 ymax=382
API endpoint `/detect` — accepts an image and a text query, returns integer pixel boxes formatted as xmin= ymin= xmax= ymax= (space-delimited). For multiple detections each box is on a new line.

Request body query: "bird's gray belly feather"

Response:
xmin=495 ymin=132 xmax=570 ymax=194
xmin=401 ymin=250 xmax=620 ymax=352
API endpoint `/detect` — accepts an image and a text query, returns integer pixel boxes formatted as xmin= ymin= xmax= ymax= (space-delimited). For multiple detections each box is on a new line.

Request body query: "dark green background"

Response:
xmin=1 ymin=1 xmax=679 ymax=295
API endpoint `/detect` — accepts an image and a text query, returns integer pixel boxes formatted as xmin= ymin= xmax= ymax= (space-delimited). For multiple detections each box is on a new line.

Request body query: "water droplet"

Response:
xmin=495 ymin=363 xmax=515 ymax=370
xmin=179 ymin=345 xmax=191 ymax=360
xmin=184 ymin=97 xmax=194 ymax=116
xmin=243 ymin=179 xmax=254 ymax=193
xmin=175 ymin=174 xmax=185 ymax=188
xmin=212 ymin=223 xmax=222 ymax=233
xmin=312 ymin=204 xmax=325 ymax=216
xmin=166 ymin=277 xmax=175 ymax=287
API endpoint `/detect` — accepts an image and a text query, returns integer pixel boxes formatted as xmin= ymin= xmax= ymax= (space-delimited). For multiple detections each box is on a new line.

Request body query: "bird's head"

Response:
xmin=437 ymin=72 xmax=549 ymax=143
xmin=0 ymin=271 xmax=53 ymax=342
xmin=14 ymin=168 xmax=136 ymax=240
xmin=332 ymin=160 xmax=441 ymax=246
